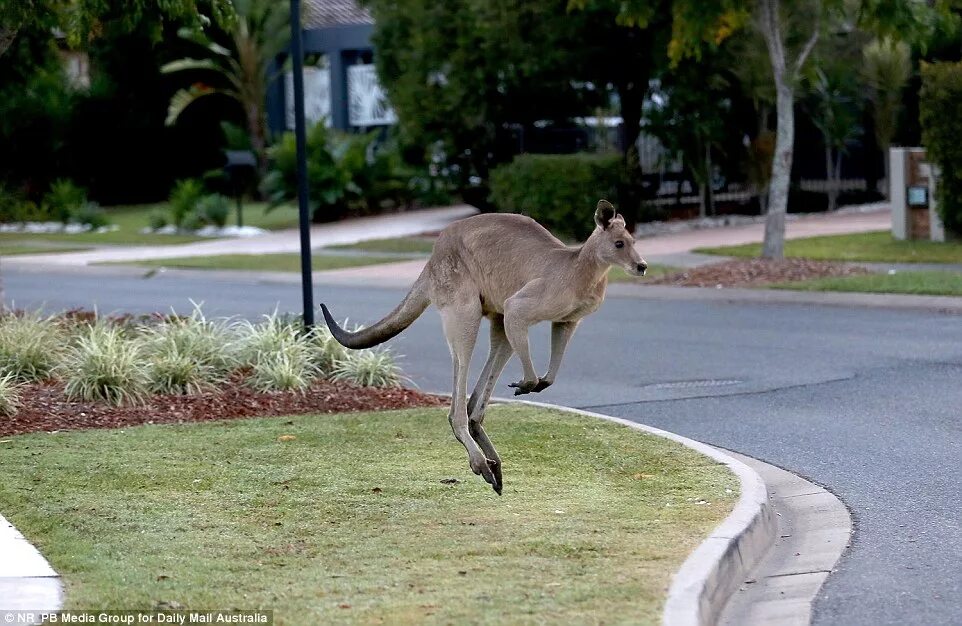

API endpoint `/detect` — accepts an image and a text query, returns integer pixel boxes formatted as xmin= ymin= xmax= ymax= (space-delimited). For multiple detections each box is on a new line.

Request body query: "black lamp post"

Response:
xmin=289 ymin=0 xmax=315 ymax=327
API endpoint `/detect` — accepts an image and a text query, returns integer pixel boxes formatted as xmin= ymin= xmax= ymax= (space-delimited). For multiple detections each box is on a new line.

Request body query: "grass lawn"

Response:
xmin=117 ymin=252 xmax=408 ymax=273
xmin=773 ymin=270 xmax=962 ymax=297
xmin=0 ymin=405 xmax=736 ymax=625
xmin=696 ymin=230 xmax=962 ymax=264
xmin=0 ymin=202 xmax=301 ymax=248
xmin=0 ymin=242 xmax=91 ymax=255
xmin=329 ymin=236 xmax=437 ymax=255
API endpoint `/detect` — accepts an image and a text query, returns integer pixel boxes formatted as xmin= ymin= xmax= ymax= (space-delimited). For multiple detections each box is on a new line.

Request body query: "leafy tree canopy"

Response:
xmin=0 ymin=0 xmax=234 ymax=55
xmin=363 ymin=0 xmax=668 ymax=190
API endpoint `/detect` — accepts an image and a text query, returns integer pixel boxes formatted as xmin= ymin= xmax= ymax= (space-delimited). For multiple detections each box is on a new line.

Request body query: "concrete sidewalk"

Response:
xmin=6 ymin=205 xmax=477 ymax=268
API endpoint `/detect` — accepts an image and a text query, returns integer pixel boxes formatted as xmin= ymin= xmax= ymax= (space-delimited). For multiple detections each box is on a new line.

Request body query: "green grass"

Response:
xmin=116 ymin=252 xmax=408 ymax=273
xmin=697 ymin=230 xmax=962 ymax=264
xmin=608 ymin=264 xmax=679 ymax=282
xmin=0 ymin=406 xmax=736 ymax=625
xmin=774 ymin=270 xmax=962 ymax=297
xmin=329 ymin=236 xmax=437 ymax=255
xmin=0 ymin=202 xmax=301 ymax=248
xmin=0 ymin=242 xmax=91 ymax=255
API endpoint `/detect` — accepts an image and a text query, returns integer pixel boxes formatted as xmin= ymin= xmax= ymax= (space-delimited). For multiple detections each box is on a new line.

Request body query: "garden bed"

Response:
xmin=646 ymin=258 xmax=870 ymax=288
xmin=0 ymin=377 xmax=444 ymax=437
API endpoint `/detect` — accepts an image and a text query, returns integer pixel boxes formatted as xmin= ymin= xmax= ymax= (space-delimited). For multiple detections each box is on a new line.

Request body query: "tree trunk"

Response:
xmin=882 ymin=144 xmax=890 ymax=197
xmin=246 ymin=103 xmax=268 ymax=187
xmin=832 ymin=150 xmax=842 ymax=211
xmin=698 ymin=181 xmax=707 ymax=218
xmin=706 ymin=143 xmax=716 ymax=216
xmin=617 ymin=78 xmax=645 ymax=231
xmin=825 ymin=145 xmax=836 ymax=211
xmin=762 ymin=79 xmax=794 ymax=258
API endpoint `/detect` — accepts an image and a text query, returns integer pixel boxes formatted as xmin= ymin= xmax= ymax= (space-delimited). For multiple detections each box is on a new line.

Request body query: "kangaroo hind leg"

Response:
xmin=439 ymin=298 xmax=498 ymax=492
xmin=466 ymin=315 xmax=512 ymax=494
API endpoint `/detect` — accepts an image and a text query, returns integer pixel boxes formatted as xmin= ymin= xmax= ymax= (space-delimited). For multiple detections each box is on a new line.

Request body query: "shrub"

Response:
xmin=262 ymin=122 xmax=413 ymax=222
xmin=0 ymin=312 xmax=66 ymax=382
xmin=141 ymin=309 xmax=237 ymax=394
xmin=169 ymin=179 xmax=205 ymax=229
xmin=148 ymin=210 xmax=168 ymax=231
xmin=331 ymin=348 xmax=405 ymax=388
xmin=196 ymin=194 xmax=231 ymax=228
xmin=920 ymin=62 xmax=962 ymax=237
xmin=74 ymin=201 xmax=109 ymax=229
xmin=237 ymin=314 xmax=318 ymax=391
xmin=0 ymin=372 xmax=23 ymax=417
xmin=308 ymin=325 xmax=351 ymax=377
xmin=61 ymin=322 xmax=149 ymax=405
xmin=489 ymin=153 xmax=623 ymax=241
xmin=44 ymin=179 xmax=87 ymax=224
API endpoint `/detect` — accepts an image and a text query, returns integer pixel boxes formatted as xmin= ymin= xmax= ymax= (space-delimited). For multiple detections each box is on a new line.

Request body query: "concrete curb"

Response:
xmin=501 ymin=399 xmax=775 ymax=626
xmin=0 ymin=513 xmax=63 ymax=619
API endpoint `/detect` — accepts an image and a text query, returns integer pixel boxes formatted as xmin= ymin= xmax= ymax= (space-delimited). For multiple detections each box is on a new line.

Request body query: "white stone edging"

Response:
xmin=501 ymin=398 xmax=774 ymax=626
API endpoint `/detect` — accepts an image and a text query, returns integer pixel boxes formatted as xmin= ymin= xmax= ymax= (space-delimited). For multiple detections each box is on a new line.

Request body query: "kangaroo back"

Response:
xmin=320 ymin=270 xmax=430 ymax=349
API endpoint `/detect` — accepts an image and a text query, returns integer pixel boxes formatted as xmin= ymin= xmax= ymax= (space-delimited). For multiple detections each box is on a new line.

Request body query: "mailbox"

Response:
xmin=223 ymin=150 xmax=257 ymax=228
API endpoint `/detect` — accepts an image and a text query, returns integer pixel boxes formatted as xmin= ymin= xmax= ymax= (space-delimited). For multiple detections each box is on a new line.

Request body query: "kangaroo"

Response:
xmin=321 ymin=199 xmax=647 ymax=494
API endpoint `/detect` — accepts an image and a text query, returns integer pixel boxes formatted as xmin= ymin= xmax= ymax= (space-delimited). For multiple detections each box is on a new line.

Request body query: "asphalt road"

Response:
xmin=6 ymin=266 xmax=962 ymax=626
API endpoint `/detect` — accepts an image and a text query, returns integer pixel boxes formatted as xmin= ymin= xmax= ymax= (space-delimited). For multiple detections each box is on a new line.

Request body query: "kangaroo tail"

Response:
xmin=320 ymin=271 xmax=430 ymax=349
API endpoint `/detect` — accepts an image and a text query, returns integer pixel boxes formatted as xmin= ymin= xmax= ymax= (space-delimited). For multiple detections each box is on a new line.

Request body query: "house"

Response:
xmin=267 ymin=0 xmax=396 ymax=134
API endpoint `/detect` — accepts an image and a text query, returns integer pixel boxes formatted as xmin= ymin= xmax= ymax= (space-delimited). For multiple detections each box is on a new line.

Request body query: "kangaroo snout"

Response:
xmin=635 ymin=261 xmax=648 ymax=276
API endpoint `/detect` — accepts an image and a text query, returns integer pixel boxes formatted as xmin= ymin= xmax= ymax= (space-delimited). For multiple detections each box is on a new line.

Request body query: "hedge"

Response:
xmin=489 ymin=153 xmax=623 ymax=241
xmin=919 ymin=62 xmax=962 ymax=237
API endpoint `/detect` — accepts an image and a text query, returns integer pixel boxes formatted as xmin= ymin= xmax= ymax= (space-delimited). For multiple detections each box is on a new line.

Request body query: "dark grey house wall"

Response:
xmin=267 ymin=23 xmax=374 ymax=135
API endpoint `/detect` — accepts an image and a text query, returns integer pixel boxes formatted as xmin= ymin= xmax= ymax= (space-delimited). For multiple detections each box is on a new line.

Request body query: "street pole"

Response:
xmin=289 ymin=0 xmax=314 ymax=327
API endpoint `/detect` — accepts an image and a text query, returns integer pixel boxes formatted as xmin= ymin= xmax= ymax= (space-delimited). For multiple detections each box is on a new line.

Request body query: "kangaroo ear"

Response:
xmin=594 ymin=199 xmax=616 ymax=229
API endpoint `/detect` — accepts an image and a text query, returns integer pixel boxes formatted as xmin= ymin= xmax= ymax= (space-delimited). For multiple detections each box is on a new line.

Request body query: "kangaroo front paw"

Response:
xmin=509 ymin=379 xmax=540 ymax=395
xmin=532 ymin=378 xmax=553 ymax=393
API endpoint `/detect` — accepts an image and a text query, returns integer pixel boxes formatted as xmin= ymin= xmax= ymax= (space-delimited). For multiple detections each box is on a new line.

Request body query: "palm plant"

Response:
xmin=161 ymin=0 xmax=289 ymax=177
xmin=861 ymin=37 xmax=912 ymax=191
xmin=808 ymin=67 xmax=862 ymax=212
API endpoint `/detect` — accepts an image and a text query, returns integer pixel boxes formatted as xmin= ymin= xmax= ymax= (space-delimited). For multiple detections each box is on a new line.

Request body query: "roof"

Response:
xmin=304 ymin=0 xmax=374 ymax=28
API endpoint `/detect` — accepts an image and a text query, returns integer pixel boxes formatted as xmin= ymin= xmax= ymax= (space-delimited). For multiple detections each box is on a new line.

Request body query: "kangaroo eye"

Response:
xmin=615 ymin=241 xmax=625 ymax=249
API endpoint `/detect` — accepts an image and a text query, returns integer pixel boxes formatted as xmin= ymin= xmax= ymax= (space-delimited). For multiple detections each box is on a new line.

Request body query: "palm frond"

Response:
xmin=165 ymin=85 xmax=238 ymax=126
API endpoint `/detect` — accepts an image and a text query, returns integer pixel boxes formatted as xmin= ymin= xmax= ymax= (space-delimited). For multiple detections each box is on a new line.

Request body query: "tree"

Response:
xmin=645 ymin=62 xmax=732 ymax=217
xmin=0 ymin=0 xmax=234 ymax=308
xmin=161 ymin=0 xmax=289 ymax=179
xmin=608 ymin=0 xmax=953 ymax=257
xmin=0 ymin=0 xmax=233 ymax=58
xmin=861 ymin=37 xmax=911 ymax=191
xmin=807 ymin=66 xmax=862 ymax=211
xmin=364 ymin=0 xmax=667 ymax=212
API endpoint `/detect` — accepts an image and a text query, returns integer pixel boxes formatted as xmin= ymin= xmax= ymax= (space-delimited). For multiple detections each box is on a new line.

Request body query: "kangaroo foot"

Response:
xmin=532 ymin=378 xmax=553 ymax=393
xmin=509 ymin=378 xmax=540 ymax=395
xmin=470 ymin=456 xmax=502 ymax=495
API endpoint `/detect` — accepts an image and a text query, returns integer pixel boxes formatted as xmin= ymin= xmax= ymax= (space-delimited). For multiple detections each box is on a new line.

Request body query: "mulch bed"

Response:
xmin=1 ymin=380 xmax=447 ymax=438
xmin=645 ymin=258 xmax=871 ymax=288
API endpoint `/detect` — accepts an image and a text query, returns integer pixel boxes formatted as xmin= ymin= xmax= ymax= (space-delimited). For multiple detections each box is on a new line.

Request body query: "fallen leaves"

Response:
xmin=645 ymin=259 xmax=870 ymax=288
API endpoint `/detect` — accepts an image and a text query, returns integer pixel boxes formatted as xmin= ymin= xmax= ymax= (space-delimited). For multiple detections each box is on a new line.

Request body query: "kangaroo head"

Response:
xmin=591 ymin=199 xmax=647 ymax=276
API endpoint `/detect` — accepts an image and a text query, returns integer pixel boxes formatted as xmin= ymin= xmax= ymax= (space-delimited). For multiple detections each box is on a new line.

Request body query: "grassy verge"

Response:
xmin=0 ymin=202 xmax=301 ymax=247
xmin=114 ymin=252 xmax=408 ymax=273
xmin=329 ymin=236 xmax=436 ymax=254
xmin=773 ymin=270 xmax=962 ymax=296
xmin=0 ymin=242 xmax=91 ymax=256
xmin=0 ymin=405 xmax=736 ymax=625
xmin=697 ymin=230 xmax=962 ymax=264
